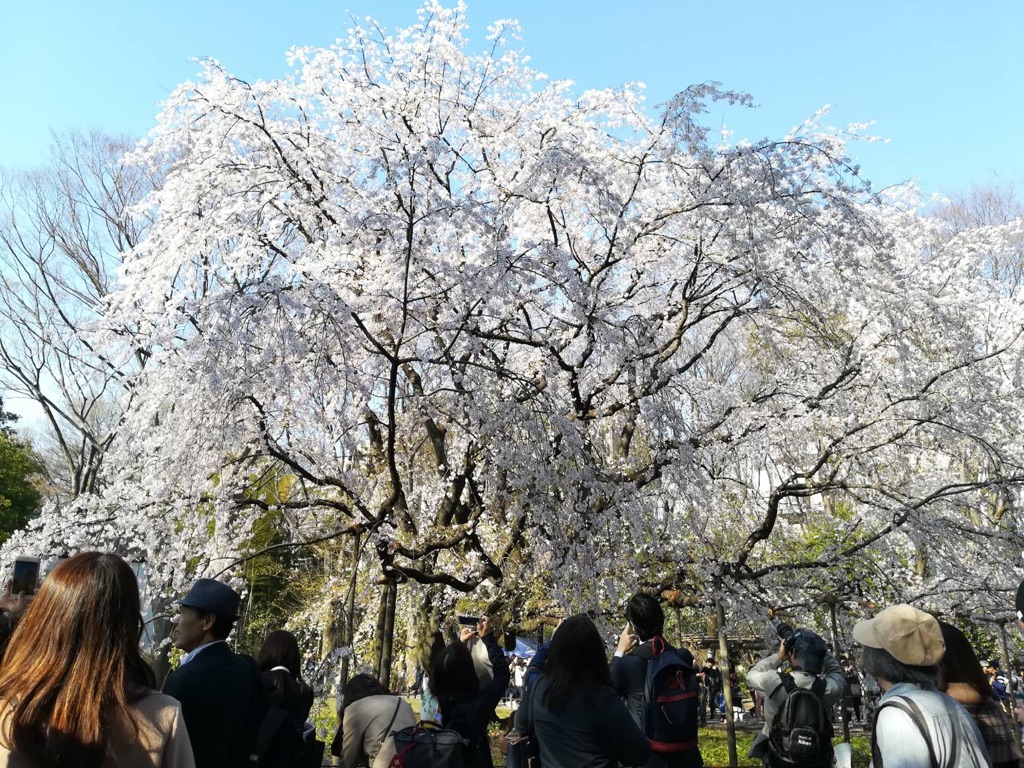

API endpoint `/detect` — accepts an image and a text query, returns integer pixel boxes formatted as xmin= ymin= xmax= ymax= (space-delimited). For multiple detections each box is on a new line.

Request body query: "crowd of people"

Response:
xmin=1 ymin=551 xmax=1024 ymax=768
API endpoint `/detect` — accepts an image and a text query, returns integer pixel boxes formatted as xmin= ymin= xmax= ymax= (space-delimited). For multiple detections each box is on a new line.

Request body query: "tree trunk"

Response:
xmin=715 ymin=590 xmax=738 ymax=768
xmin=828 ymin=601 xmax=851 ymax=743
xmin=337 ymin=533 xmax=361 ymax=713
xmin=380 ymin=579 xmax=398 ymax=688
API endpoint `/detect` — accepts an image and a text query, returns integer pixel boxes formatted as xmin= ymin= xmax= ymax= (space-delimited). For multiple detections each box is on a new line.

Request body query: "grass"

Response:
xmin=488 ymin=725 xmax=871 ymax=768
xmin=697 ymin=728 xmax=871 ymax=768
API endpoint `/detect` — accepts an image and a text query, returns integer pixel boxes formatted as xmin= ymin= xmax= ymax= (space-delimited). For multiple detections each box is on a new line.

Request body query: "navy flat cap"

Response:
xmin=181 ymin=578 xmax=241 ymax=620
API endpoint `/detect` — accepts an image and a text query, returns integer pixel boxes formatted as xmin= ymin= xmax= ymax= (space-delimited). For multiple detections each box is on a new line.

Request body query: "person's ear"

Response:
xmin=200 ymin=613 xmax=217 ymax=633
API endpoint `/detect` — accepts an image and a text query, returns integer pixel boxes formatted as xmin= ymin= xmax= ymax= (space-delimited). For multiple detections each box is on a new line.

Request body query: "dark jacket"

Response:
xmin=261 ymin=667 xmax=316 ymax=767
xmin=515 ymin=674 xmax=651 ymax=768
xmin=163 ymin=641 xmax=265 ymax=768
xmin=440 ymin=632 xmax=510 ymax=768
xmin=611 ymin=640 xmax=702 ymax=768
xmin=262 ymin=667 xmax=315 ymax=726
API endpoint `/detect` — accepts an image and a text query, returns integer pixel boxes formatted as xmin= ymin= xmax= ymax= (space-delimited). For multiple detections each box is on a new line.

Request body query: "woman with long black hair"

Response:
xmin=937 ymin=621 xmax=1022 ymax=768
xmin=430 ymin=616 xmax=510 ymax=768
xmin=256 ymin=629 xmax=315 ymax=726
xmin=514 ymin=614 xmax=650 ymax=768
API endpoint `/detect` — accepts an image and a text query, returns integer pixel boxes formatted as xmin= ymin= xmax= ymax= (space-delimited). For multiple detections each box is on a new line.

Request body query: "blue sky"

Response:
xmin=1 ymin=1 xmax=1021 ymax=196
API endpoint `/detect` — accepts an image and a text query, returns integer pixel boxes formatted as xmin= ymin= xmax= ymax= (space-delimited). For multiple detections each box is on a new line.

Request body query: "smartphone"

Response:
xmin=11 ymin=556 xmax=40 ymax=596
xmin=457 ymin=615 xmax=480 ymax=626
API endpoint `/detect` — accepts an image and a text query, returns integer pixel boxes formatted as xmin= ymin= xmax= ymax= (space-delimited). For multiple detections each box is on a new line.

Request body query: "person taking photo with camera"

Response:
xmin=746 ymin=624 xmax=846 ymax=768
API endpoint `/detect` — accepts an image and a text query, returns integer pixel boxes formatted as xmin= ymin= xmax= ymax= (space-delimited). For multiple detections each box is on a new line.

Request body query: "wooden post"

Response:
xmin=338 ymin=532 xmax=361 ymax=696
xmin=715 ymin=587 xmax=738 ymax=768
xmin=827 ymin=600 xmax=851 ymax=742
xmin=998 ymin=620 xmax=1015 ymax=701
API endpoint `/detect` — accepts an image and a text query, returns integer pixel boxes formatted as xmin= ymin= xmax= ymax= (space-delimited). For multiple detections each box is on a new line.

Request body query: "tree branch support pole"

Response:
xmin=998 ymin=620 xmax=1015 ymax=701
xmin=827 ymin=599 xmax=851 ymax=742
xmin=338 ymin=531 xmax=361 ymax=709
xmin=381 ymin=578 xmax=398 ymax=688
xmin=715 ymin=585 xmax=738 ymax=768
xmin=374 ymin=577 xmax=398 ymax=686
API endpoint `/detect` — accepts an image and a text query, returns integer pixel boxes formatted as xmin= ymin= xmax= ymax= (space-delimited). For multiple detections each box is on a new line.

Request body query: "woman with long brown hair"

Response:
xmin=0 ymin=551 xmax=195 ymax=768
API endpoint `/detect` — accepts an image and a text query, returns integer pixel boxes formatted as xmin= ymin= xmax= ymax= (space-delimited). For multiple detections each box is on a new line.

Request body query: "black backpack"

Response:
xmin=767 ymin=674 xmax=834 ymax=768
xmin=639 ymin=636 xmax=700 ymax=754
xmin=389 ymin=721 xmax=468 ymax=768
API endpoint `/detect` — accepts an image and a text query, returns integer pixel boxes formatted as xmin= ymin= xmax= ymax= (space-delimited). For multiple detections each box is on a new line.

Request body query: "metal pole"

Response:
xmin=828 ymin=600 xmax=851 ymax=742
xmin=715 ymin=587 xmax=738 ymax=768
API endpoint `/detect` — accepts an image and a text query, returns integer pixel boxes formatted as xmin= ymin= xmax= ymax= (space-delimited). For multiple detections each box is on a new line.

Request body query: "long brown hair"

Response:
xmin=0 ymin=552 xmax=157 ymax=767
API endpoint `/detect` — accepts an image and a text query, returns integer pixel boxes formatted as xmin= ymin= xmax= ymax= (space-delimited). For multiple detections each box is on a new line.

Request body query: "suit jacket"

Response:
xmin=163 ymin=642 xmax=265 ymax=768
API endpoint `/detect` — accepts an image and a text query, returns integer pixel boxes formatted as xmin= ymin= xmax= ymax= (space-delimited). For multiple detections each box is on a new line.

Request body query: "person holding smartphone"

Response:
xmin=431 ymin=616 xmax=510 ymax=768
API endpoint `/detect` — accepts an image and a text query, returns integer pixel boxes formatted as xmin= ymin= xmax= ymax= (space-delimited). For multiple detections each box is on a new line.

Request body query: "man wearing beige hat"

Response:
xmin=853 ymin=604 xmax=990 ymax=768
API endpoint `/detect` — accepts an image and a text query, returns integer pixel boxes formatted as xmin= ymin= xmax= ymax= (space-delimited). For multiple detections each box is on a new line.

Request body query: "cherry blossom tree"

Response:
xmin=4 ymin=3 xmax=1024 ymax=685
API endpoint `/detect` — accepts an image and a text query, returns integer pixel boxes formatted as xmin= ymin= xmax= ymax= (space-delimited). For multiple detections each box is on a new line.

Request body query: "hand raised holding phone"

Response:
xmin=616 ymin=622 xmax=638 ymax=654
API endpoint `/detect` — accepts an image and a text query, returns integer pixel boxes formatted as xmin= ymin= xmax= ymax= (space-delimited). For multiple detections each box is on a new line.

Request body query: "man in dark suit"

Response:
xmin=162 ymin=578 xmax=264 ymax=768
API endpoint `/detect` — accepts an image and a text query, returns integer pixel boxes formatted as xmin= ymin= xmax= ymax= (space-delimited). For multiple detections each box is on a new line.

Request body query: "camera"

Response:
xmin=457 ymin=615 xmax=480 ymax=627
xmin=775 ymin=621 xmax=802 ymax=653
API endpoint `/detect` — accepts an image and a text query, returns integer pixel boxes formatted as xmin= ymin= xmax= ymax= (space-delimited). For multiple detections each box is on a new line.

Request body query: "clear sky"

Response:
xmin=1 ymin=1 xmax=1021 ymax=195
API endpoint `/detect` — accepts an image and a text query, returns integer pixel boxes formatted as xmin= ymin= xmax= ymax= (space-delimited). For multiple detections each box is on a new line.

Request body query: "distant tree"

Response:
xmin=0 ymin=131 xmax=159 ymax=501
xmin=0 ymin=396 xmax=42 ymax=539
xmin=932 ymin=176 xmax=1024 ymax=291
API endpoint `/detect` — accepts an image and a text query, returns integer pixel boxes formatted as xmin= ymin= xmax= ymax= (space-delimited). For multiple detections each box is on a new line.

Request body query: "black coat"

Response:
xmin=163 ymin=642 xmax=266 ymax=768
xmin=441 ymin=633 xmax=511 ymax=768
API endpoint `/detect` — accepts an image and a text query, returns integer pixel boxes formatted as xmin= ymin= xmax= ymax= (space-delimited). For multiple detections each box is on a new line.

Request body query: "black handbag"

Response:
xmin=504 ymin=683 xmax=541 ymax=768
xmin=504 ymin=736 xmax=540 ymax=768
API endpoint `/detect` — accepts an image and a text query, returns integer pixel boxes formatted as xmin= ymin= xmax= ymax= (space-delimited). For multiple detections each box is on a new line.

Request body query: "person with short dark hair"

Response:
xmin=983 ymin=659 xmax=1012 ymax=717
xmin=611 ymin=593 xmax=702 ymax=768
xmin=514 ymin=614 xmax=651 ymax=768
xmin=853 ymin=604 xmax=989 ymax=768
xmin=162 ymin=578 xmax=265 ymax=768
xmin=697 ymin=656 xmax=722 ymax=723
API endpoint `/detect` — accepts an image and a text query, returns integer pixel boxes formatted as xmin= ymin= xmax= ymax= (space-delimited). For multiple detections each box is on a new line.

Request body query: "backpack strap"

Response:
xmin=768 ymin=671 xmax=797 ymax=701
xmin=650 ymin=635 xmax=667 ymax=658
xmin=371 ymin=699 xmax=404 ymax=764
xmin=524 ymin=676 xmax=539 ymax=740
xmin=249 ymin=704 xmax=290 ymax=764
xmin=809 ymin=676 xmax=826 ymax=698
xmin=872 ymin=696 xmax=941 ymax=768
